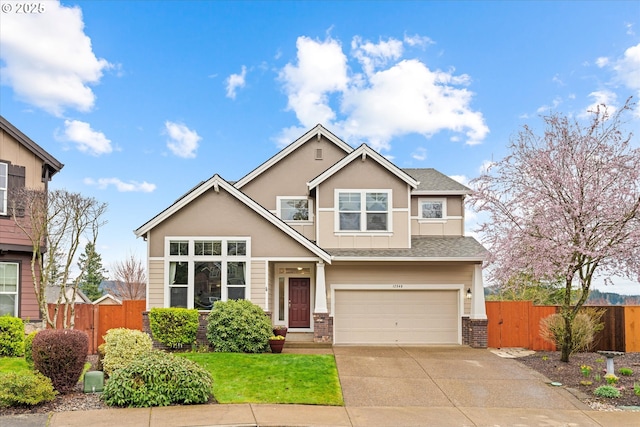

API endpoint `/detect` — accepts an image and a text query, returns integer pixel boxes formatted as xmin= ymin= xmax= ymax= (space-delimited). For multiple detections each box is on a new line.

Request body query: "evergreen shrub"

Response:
xmin=102 ymin=350 xmax=212 ymax=407
xmin=102 ymin=328 xmax=153 ymax=376
xmin=0 ymin=371 xmax=57 ymax=407
xmin=0 ymin=316 xmax=24 ymax=357
xmin=148 ymin=307 xmax=199 ymax=349
xmin=206 ymin=299 xmax=272 ymax=353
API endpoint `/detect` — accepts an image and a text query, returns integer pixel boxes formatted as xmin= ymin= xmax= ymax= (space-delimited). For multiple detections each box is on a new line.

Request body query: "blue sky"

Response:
xmin=1 ymin=1 xmax=639 ymax=294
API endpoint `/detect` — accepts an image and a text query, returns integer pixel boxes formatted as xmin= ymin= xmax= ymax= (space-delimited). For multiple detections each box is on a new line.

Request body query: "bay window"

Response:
xmin=166 ymin=237 xmax=249 ymax=309
xmin=337 ymin=190 xmax=390 ymax=232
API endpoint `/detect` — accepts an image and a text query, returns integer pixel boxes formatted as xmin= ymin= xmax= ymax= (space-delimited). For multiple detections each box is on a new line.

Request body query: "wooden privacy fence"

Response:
xmin=486 ymin=301 xmax=640 ymax=352
xmin=47 ymin=300 xmax=146 ymax=354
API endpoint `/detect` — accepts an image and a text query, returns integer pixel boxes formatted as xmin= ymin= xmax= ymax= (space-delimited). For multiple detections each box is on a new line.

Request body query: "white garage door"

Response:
xmin=334 ymin=289 xmax=459 ymax=344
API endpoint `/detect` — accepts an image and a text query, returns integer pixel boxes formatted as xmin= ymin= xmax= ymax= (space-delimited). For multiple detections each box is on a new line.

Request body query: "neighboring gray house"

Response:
xmin=135 ymin=125 xmax=488 ymax=347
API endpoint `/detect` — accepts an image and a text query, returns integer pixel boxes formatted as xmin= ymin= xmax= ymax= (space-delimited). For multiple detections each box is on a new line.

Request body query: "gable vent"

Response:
xmin=315 ymin=148 xmax=323 ymax=160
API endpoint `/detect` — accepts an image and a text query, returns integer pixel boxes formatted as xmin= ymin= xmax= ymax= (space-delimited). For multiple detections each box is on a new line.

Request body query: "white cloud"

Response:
xmin=0 ymin=1 xmax=111 ymax=116
xmin=595 ymin=57 xmax=610 ymax=68
xmin=225 ymin=65 xmax=247 ymax=99
xmin=411 ymin=147 xmax=427 ymax=161
xmin=351 ymin=36 xmax=403 ymax=76
xmin=583 ymin=90 xmax=618 ymax=117
xmin=536 ymin=97 xmax=562 ymax=114
xmin=403 ymin=34 xmax=434 ymax=47
xmin=278 ymin=34 xmax=489 ymax=151
xmin=278 ymin=36 xmax=349 ymax=126
xmin=164 ymin=121 xmax=201 ymax=158
xmin=612 ymin=43 xmax=640 ymax=93
xmin=84 ymin=177 xmax=156 ymax=192
xmin=61 ymin=120 xmax=112 ymax=156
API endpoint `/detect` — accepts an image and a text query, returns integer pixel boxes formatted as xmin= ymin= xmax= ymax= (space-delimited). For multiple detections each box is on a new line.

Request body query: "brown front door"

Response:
xmin=289 ymin=278 xmax=311 ymax=328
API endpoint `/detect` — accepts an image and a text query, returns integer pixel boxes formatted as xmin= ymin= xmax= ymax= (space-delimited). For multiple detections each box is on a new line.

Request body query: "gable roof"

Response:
xmin=307 ymin=144 xmax=419 ymax=190
xmin=0 ymin=115 xmax=64 ymax=179
xmin=403 ymin=168 xmax=471 ymax=195
xmin=93 ymin=293 xmax=122 ymax=305
xmin=134 ymin=174 xmax=332 ymax=263
xmin=45 ymin=285 xmax=92 ymax=304
xmin=234 ymin=124 xmax=353 ymax=189
xmin=326 ymin=236 xmax=487 ymax=261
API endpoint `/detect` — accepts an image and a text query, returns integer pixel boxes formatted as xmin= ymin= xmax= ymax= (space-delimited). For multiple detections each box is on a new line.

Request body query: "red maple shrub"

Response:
xmin=32 ymin=329 xmax=89 ymax=393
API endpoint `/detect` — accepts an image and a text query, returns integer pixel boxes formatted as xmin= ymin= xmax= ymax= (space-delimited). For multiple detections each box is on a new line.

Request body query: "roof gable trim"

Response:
xmin=308 ymin=144 xmax=419 ymax=190
xmin=134 ymin=174 xmax=332 ymax=263
xmin=234 ymin=124 xmax=353 ymax=189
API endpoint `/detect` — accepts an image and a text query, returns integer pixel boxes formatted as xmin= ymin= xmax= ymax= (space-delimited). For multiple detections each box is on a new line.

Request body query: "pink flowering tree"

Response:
xmin=469 ymin=99 xmax=640 ymax=362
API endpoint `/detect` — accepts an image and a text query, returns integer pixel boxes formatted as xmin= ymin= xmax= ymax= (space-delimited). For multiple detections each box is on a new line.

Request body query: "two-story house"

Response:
xmin=135 ymin=125 xmax=488 ymax=347
xmin=0 ymin=116 xmax=64 ymax=319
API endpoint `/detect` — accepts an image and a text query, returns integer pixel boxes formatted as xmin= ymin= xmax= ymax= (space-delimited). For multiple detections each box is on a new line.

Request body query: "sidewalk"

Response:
xmin=43 ymin=402 xmax=640 ymax=427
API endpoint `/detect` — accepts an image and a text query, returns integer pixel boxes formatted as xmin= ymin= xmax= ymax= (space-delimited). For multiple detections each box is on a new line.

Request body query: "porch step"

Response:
xmin=284 ymin=340 xmax=332 ymax=349
xmin=283 ymin=332 xmax=332 ymax=349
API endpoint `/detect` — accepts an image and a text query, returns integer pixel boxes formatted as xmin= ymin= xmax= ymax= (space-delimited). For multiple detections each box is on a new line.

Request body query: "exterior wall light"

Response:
xmin=466 ymin=288 xmax=472 ymax=300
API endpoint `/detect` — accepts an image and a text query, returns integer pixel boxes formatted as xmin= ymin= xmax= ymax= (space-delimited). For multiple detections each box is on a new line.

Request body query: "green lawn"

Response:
xmin=181 ymin=352 xmax=344 ymax=405
xmin=0 ymin=357 xmax=31 ymax=374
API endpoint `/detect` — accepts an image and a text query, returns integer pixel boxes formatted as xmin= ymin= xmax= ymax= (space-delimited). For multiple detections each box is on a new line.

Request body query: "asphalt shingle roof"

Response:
xmin=402 ymin=168 xmax=471 ymax=193
xmin=326 ymin=236 xmax=487 ymax=260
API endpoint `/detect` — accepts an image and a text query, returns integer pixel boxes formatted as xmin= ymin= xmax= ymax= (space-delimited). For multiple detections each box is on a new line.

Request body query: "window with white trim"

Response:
xmin=0 ymin=162 xmax=7 ymax=216
xmin=166 ymin=238 xmax=249 ymax=310
xmin=277 ymin=197 xmax=311 ymax=222
xmin=419 ymin=198 xmax=446 ymax=220
xmin=0 ymin=262 xmax=18 ymax=317
xmin=337 ymin=190 xmax=390 ymax=232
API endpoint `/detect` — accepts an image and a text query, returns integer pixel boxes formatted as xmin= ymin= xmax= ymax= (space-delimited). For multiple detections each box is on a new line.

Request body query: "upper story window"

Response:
xmin=419 ymin=198 xmax=446 ymax=220
xmin=0 ymin=162 xmax=7 ymax=216
xmin=277 ymin=197 xmax=311 ymax=222
xmin=337 ymin=190 xmax=390 ymax=232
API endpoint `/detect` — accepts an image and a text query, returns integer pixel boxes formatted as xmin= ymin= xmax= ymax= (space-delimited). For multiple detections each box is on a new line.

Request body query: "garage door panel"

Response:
xmin=334 ymin=289 xmax=459 ymax=344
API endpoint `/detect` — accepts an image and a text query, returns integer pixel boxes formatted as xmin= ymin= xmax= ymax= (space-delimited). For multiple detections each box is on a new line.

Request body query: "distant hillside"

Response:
xmin=485 ymin=285 xmax=640 ymax=306
xmin=586 ymin=289 xmax=640 ymax=306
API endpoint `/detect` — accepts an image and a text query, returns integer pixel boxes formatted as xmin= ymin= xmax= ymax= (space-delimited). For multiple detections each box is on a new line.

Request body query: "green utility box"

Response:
xmin=83 ymin=371 xmax=104 ymax=393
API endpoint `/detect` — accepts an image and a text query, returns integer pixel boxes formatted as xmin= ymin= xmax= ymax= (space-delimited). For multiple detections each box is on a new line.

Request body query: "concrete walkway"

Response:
xmin=2 ymin=346 xmax=638 ymax=426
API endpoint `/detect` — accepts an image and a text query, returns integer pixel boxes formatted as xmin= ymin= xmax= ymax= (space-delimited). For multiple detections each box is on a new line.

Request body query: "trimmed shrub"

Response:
xmin=540 ymin=308 xmax=604 ymax=355
xmin=32 ymin=329 xmax=88 ymax=394
xmin=102 ymin=328 xmax=153 ymax=376
xmin=148 ymin=308 xmax=199 ymax=349
xmin=593 ymin=385 xmax=621 ymax=398
xmin=102 ymin=350 xmax=212 ymax=407
xmin=0 ymin=316 xmax=25 ymax=357
xmin=24 ymin=331 xmax=38 ymax=366
xmin=0 ymin=371 xmax=57 ymax=407
xmin=206 ymin=299 xmax=272 ymax=353
xmin=96 ymin=343 xmax=106 ymax=372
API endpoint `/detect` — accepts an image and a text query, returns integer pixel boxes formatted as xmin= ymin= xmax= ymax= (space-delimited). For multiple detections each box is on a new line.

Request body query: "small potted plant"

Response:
xmin=273 ymin=325 xmax=288 ymax=338
xmin=268 ymin=335 xmax=286 ymax=353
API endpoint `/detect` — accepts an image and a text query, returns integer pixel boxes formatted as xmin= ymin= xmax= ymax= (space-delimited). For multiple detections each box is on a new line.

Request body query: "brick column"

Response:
xmin=313 ymin=312 xmax=333 ymax=343
xmin=468 ymin=318 xmax=488 ymax=348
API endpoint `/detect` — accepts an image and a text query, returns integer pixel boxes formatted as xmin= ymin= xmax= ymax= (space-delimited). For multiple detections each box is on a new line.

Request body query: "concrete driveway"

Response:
xmin=333 ymin=345 xmax=631 ymax=427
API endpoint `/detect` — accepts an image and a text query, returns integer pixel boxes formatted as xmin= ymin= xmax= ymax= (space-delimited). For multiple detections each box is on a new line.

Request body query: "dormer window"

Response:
xmin=419 ymin=198 xmax=446 ymax=220
xmin=277 ymin=197 xmax=311 ymax=222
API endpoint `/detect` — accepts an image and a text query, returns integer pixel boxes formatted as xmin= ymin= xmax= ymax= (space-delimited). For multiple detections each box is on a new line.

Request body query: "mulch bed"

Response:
xmin=516 ymin=350 xmax=640 ymax=409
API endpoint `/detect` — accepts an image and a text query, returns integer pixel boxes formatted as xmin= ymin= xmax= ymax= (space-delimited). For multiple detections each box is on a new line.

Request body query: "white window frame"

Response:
xmin=335 ymin=189 xmax=392 ymax=233
xmin=276 ymin=196 xmax=313 ymax=223
xmin=0 ymin=162 xmax=8 ymax=216
xmin=165 ymin=237 xmax=251 ymax=310
xmin=0 ymin=262 xmax=19 ymax=317
xmin=418 ymin=197 xmax=447 ymax=221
